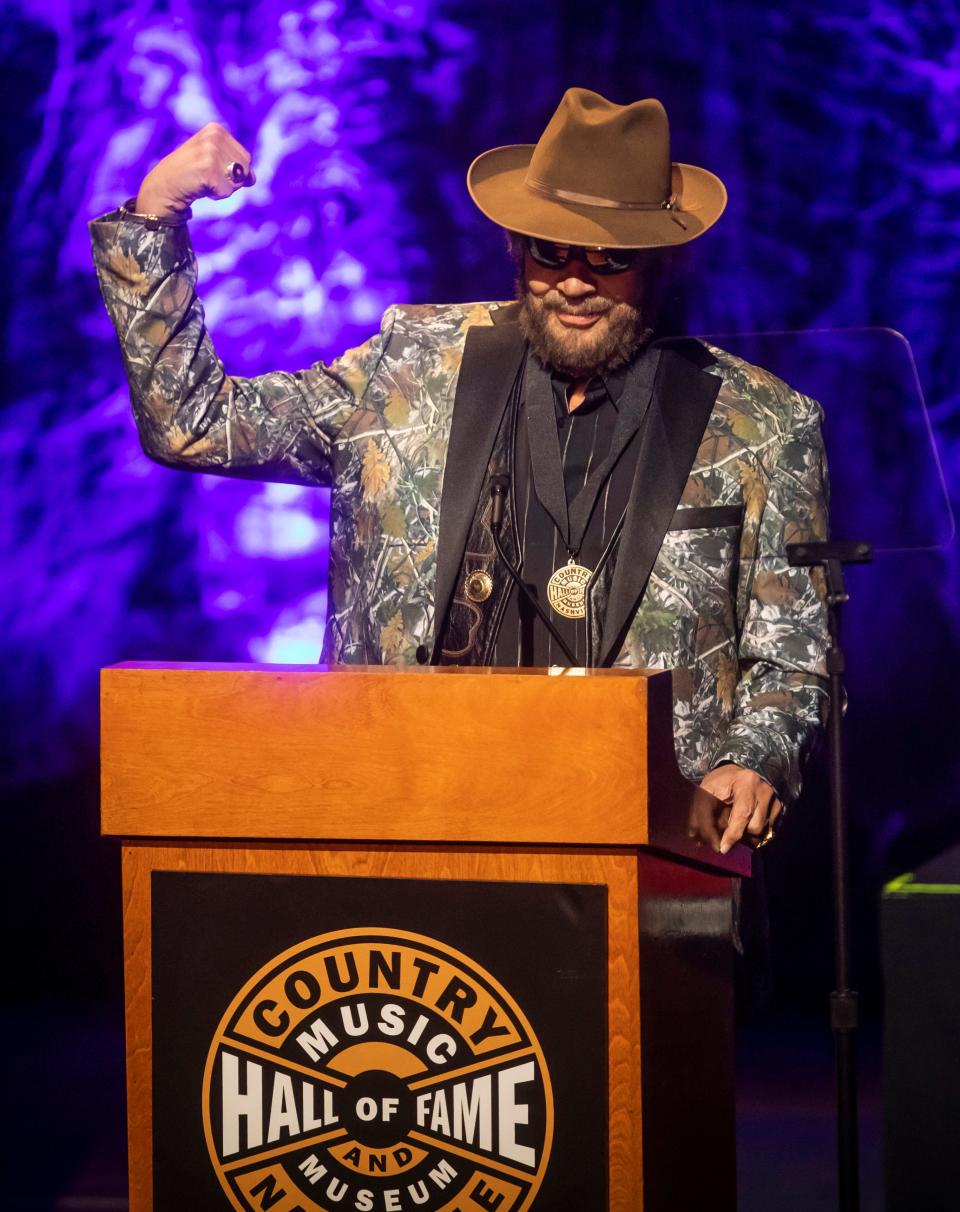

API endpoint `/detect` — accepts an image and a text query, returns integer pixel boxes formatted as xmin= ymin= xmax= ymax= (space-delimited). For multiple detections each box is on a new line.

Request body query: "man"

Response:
xmin=90 ymin=88 xmax=829 ymax=856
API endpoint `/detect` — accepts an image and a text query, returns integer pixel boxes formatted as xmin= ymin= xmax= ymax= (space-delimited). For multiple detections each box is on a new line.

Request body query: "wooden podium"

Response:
xmin=101 ymin=662 xmax=749 ymax=1212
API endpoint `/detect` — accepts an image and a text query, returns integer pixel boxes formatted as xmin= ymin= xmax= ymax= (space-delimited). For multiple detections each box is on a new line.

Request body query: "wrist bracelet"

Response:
xmin=119 ymin=198 xmax=192 ymax=230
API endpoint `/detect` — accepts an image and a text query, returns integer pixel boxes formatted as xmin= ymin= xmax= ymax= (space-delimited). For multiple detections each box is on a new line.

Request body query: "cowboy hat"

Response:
xmin=467 ymin=88 xmax=727 ymax=249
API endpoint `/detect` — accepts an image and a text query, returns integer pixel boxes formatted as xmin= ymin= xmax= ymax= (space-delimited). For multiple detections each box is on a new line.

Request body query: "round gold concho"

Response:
xmin=464 ymin=569 xmax=494 ymax=603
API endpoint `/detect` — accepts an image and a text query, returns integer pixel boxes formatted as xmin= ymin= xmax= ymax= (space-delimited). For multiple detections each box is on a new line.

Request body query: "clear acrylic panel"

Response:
xmin=697 ymin=328 xmax=955 ymax=555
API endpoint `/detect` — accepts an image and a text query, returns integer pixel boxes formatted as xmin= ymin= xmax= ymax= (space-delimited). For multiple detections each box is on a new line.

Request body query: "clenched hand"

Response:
xmin=135 ymin=122 xmax=255 ymax=218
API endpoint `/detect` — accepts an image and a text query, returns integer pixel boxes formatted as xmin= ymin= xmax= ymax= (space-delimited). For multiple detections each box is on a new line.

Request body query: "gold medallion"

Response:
xmin=546 ymin=559 xmax=592 ymax=619
xmin=464 ymin=569 xmax=493 ymax=603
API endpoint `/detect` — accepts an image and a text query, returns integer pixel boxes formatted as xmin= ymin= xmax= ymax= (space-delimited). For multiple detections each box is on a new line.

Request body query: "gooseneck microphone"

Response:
xmin=489 ymin=476 xmax=580 ymax=667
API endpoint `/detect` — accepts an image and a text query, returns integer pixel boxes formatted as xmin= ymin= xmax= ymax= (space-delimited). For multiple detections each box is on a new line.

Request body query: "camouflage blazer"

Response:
xmin=91 ymin=211 xmax=829 ymax=803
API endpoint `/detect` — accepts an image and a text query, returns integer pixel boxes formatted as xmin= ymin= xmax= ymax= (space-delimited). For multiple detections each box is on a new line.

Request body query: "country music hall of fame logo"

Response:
xmin=203 ymin=928 xmax=554 ymax=1212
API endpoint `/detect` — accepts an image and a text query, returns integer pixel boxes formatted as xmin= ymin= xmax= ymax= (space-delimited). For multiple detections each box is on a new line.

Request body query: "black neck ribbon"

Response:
xmin=522 ymin=350 xmax=659 ymax=559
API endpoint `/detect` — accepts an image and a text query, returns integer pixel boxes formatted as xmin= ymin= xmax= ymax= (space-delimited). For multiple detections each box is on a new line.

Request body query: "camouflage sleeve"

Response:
xmin=709 ymin=390 xmax=830 ymax=804
xmin=89 ymin=209 xmax=390 ymax=485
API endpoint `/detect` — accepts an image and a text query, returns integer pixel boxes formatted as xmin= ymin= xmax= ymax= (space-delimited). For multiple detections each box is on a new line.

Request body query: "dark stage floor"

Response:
xmin=737 ymin=1015 xmax=883 ymax=1210
xmin=7 ymin=999 xmax=883 ymax=1211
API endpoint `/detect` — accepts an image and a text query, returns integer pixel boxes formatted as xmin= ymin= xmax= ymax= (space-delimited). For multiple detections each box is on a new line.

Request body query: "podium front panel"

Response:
xmin=123 ymin=842 xmax=702 ymax=1212
xmin=153 ymin=868 xmax=606 ymax=1211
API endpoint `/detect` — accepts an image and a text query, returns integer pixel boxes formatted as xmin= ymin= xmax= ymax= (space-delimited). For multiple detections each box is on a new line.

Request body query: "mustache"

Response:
xmin=533 ymin=291 xmax=615 ymax=316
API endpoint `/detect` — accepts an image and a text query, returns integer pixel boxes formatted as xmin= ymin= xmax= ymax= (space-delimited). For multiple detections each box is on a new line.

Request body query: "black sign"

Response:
xmin=152 ymin=873 xmax=608 ymax=1211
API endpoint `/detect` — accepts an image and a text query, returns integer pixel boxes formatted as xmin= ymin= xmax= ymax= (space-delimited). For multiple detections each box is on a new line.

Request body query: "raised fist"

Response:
xmin=135 ymin=123 xmax=255 ymax=217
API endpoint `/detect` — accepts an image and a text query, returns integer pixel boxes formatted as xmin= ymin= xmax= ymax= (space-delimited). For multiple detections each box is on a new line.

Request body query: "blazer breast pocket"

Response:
xmin=659 ymin=504 xmax=743 ymax=584
xmin=667 ymin=504 xmax=744 ymax=531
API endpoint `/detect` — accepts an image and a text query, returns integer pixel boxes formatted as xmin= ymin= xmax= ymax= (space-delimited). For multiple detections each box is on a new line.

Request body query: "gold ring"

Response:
xmin=754 ymin=824 xmax=776 ymax=850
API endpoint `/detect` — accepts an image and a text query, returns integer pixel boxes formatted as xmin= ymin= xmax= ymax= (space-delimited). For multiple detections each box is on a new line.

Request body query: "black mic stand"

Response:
xmin=786 ymin=538 xmax=872 ymax=1212
xmin=489 ymin=476 xmax=581 ymax=668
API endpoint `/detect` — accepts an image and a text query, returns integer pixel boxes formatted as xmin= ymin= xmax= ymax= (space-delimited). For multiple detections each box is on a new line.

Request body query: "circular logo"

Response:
xmin=203 ymin=928 xmax=554 ymax=1211
xmin=546 ymin=562 xmax=591 ymax=619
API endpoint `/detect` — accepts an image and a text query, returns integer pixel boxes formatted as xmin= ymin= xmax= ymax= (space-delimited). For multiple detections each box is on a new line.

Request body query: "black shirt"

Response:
xmin=492 ymin=347 xmax=653 ymax=666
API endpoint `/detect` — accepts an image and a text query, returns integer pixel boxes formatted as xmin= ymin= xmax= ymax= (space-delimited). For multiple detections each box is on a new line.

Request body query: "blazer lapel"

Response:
xmin=430 ymin=312 xmax=526 ymax=660
xmin=595 ymin=341 xmax=721 ymax=667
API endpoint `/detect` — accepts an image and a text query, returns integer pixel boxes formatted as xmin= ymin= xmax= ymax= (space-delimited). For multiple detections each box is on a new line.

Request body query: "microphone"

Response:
xmin=488 ymin=476 xmax=580 ymax=667
xmin=490 ymin=474 xmax=509 ymax=531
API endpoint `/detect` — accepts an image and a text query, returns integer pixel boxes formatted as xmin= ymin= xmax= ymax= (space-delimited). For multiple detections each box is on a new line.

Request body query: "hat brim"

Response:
xmin=467 ymin=144 xmax=727 ymax=249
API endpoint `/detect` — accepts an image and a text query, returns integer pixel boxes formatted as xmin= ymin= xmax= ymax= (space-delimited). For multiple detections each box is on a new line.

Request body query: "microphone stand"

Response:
xmin=786 ymin=538 xmax=872 ymax=1212
xmin=489 ymin=477 xmax=581 ymax=668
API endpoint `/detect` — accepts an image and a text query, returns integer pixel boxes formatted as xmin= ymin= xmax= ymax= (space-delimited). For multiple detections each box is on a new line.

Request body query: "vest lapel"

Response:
xmin=595 ymin=341 xmax=721 ymax=667
xmin=431 ymin=314 xmax=526 ymax=660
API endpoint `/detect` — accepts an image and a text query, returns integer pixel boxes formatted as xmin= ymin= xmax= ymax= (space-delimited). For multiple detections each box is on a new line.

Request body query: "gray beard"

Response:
xmin=516 ymin=283 xmax=652 ymax=378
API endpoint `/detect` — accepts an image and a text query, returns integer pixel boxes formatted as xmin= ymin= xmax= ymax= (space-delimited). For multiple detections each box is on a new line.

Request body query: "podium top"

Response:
xmin=100 ymin=662 xmax=749 ymax=875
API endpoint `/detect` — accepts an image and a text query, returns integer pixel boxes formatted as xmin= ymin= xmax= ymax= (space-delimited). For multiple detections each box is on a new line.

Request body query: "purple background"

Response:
xmin=3 ymin=1 xmax=958 ymax=1012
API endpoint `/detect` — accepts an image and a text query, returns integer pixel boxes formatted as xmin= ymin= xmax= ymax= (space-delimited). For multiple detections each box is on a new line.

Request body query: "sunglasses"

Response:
xmin=523 ymin=235 xmax=639 ymax=275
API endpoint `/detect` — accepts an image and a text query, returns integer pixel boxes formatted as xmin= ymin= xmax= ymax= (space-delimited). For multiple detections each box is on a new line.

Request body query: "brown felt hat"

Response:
xmin=467 ymin=88 xmax=727 ymax=249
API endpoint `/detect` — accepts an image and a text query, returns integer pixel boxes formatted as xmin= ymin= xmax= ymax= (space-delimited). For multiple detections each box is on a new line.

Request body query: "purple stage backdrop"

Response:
xmin=2 ymin=2 xmax=958 ymax=893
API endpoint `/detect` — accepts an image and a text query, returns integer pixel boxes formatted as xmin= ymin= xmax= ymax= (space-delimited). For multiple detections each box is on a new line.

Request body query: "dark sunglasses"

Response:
xmin=523 ymin=235 xmax=639 ymax=275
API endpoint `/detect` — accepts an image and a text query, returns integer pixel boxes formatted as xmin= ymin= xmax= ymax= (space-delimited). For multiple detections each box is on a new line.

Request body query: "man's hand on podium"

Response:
xmin=689 ymin=764 xmax=782 ymax=855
